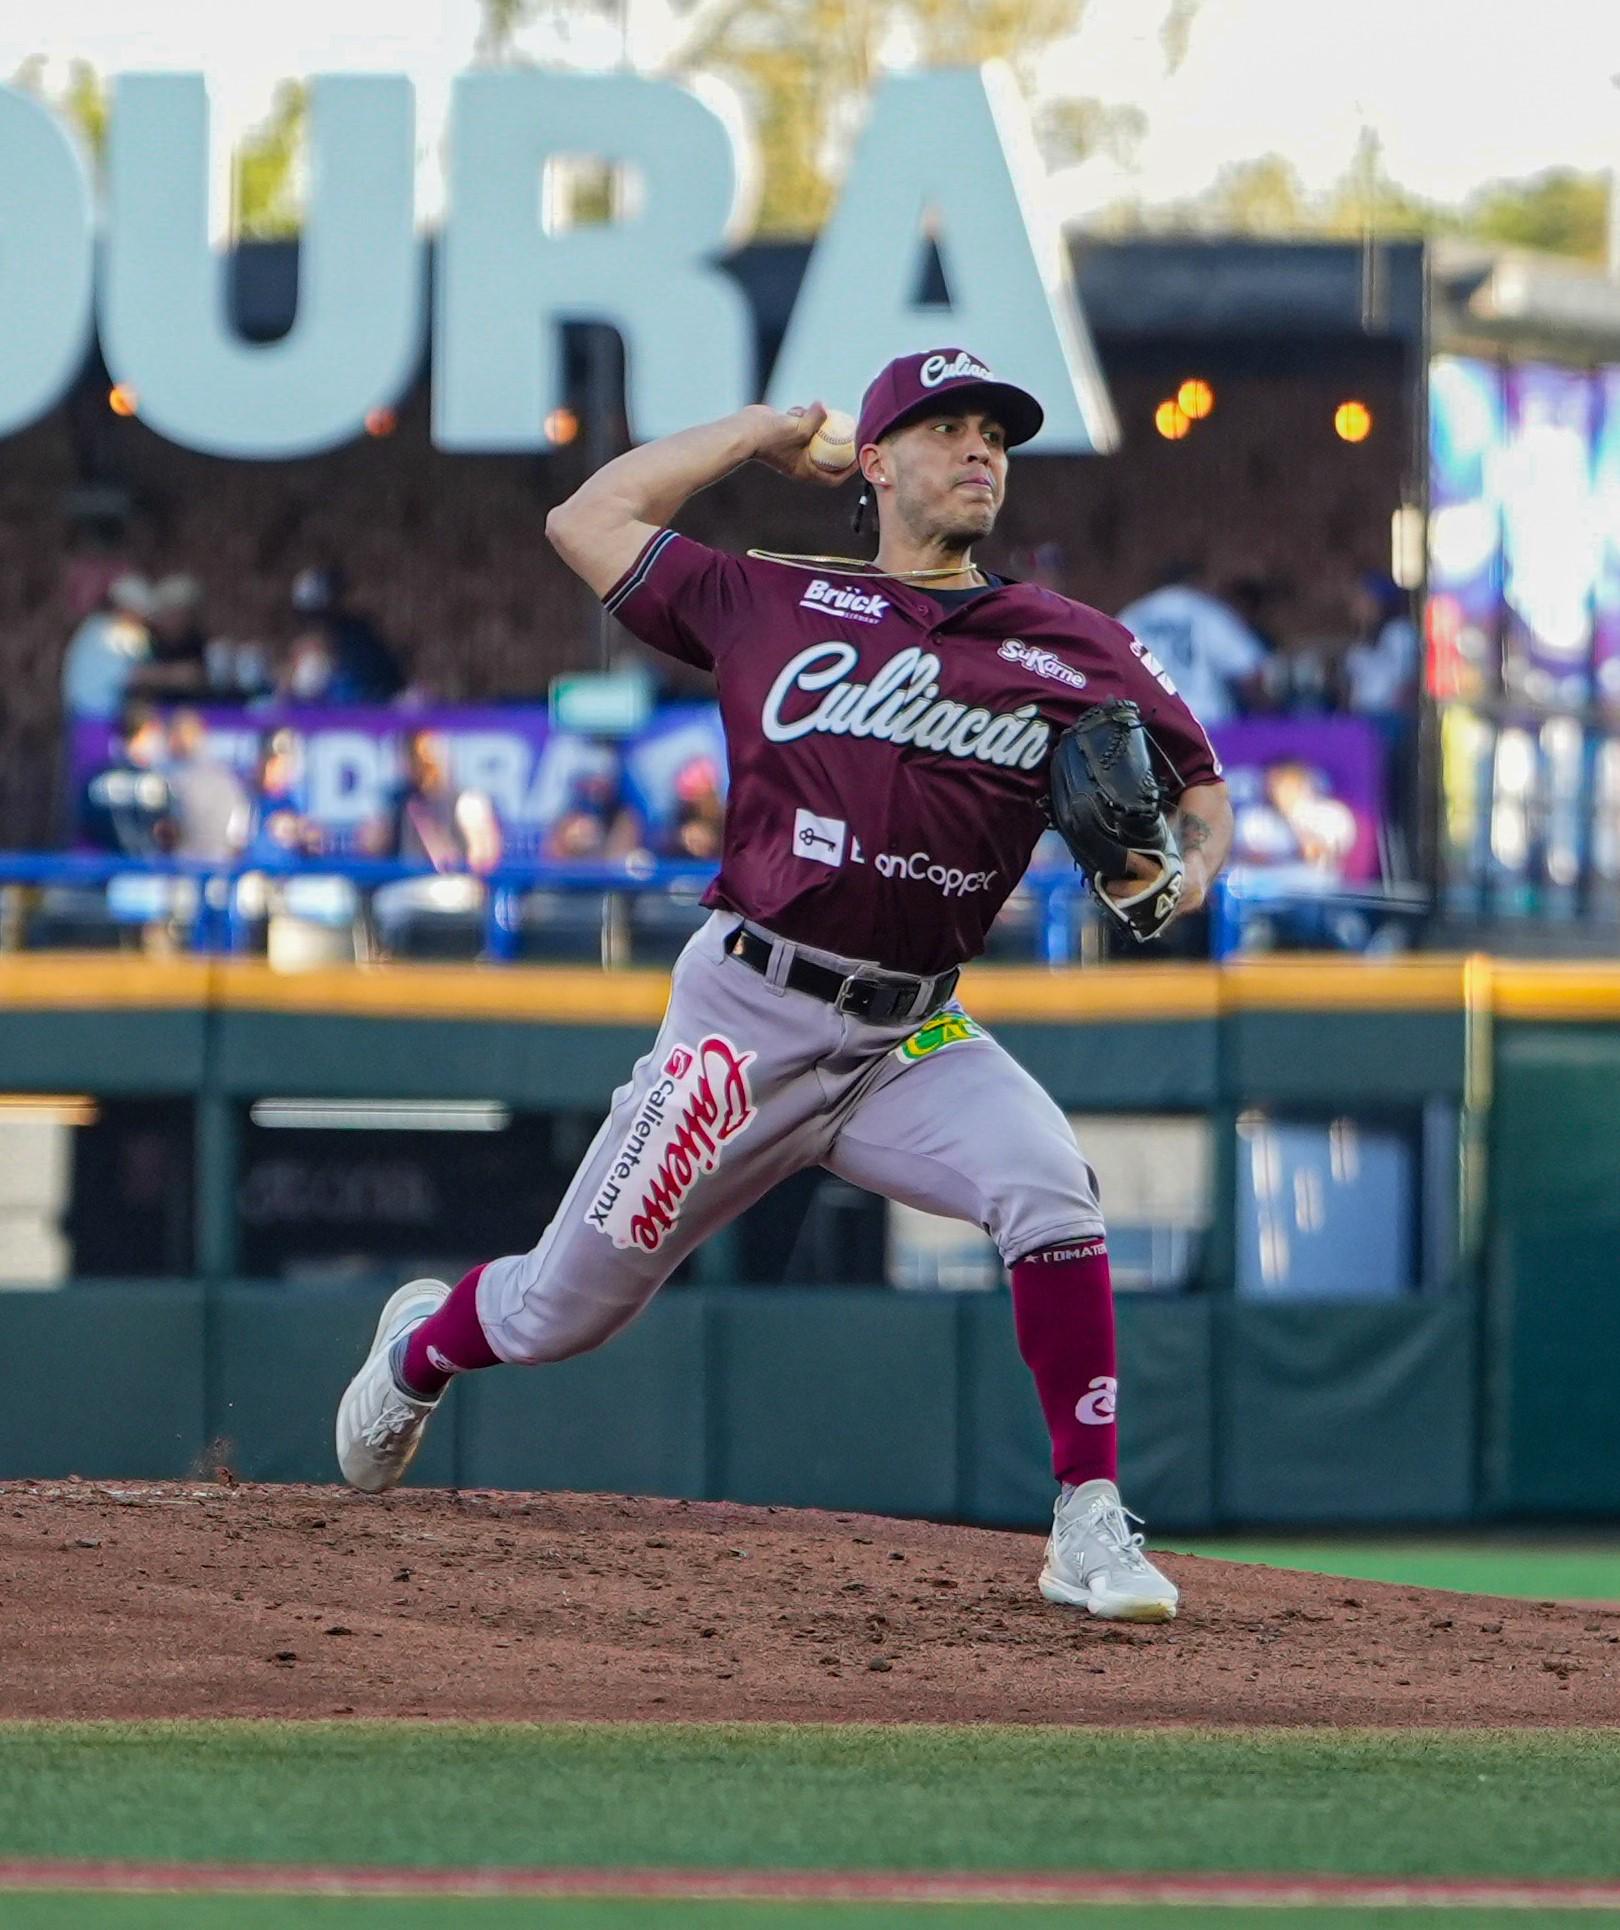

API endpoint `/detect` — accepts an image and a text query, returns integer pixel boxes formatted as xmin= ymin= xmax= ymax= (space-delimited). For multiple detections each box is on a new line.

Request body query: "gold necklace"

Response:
xmin=745 ymin=548 xmax=986 ymax=587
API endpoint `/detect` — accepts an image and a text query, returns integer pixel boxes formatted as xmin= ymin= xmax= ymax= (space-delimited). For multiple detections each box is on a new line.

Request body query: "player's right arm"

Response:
xmin=545 ymin=403 xmax=848 ymax=598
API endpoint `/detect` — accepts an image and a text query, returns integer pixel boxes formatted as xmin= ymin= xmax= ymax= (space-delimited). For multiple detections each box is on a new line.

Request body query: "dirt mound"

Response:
xmin=2 ymin=1481 xmax=1617 ymax=1725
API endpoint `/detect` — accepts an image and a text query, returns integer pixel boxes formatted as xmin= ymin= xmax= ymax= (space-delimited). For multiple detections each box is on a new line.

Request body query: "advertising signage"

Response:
xmin=0 ymin=64 xmax=1115 ymax=461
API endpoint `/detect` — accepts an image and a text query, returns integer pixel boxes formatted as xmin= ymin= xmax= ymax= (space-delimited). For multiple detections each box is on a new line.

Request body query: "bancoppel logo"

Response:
xmin=793 ymin=809 xmax=846 ymax=867
xmin=874 ymin=850 xmax=997 ymax=898
xmin=800 ymin=578 xmax=889 ymax=623
xmin=1075 ymin=1375 xmax=1118 ymax=1426
xmin=999 ymin=639 xmax=1087 ymax=691
xmin=920 ymin=351 xmax=993 ymax=388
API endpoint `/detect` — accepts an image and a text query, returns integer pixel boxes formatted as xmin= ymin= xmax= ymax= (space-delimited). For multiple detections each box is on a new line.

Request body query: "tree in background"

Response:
xmin=1465 ymin=169 xmax=1608 ymax=264
xmin=10 ymin=58 xmax=309 ymax=237
xmin=1125 ymin=126 xmax=1609 ymax=267
xmin=473 ymin=0 xmax=1198 ymax=233
xmin=233 ymin=81 xmax=309 ymax=238
xmin=11 ymin=55 xmax=107 ymax=166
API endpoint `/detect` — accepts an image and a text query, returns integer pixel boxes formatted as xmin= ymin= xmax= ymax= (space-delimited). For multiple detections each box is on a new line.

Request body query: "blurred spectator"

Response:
xmin=282 ymin=566 xmax=405 ymax=704
xmin=166 ymin=710 xmax=250 ymax=863
xmin=62 ymin=574 xmax=154 ymax=721
xmin=1341 ymin=572 xmax=1419 ymax=716
xmin=545 ymin=758 xmax=644 ymax=861
xmin=1115 ymin=560 xmax=1270 ymax=724
xmin=662 ymin=755 xmax=725 ymax=861
xmin=1231 ymin=759 xmax=1359 ymax=875
xmin=79 ymin=703 xmax=173 ymax=855
xmin=370 ymin=729 xmax=502 ymax=874
xmin=134 ymin=575 xmax=211 ymax=700
xmin=243 ymin=729 xmax=320 ymax=864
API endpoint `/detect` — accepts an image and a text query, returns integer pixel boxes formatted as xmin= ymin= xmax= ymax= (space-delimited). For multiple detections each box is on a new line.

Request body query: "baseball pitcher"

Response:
xmin=337 ymin=347 xmax=1234 ymax=1622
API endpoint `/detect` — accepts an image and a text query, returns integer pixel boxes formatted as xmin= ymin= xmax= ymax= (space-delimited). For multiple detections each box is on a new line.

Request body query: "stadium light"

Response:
xmin=1334 ymin=399 xmax=1373 ymax=442
xmin=1176 ymin=378 xmax=1214 ymax=420
xmin=545 ymin=407 xmax=581 ymax=446
xmin=363 ymin=407 xmax=398 ymax=437
xmin=108 ymin=384 xmax=138 ymax=417
xmin=1153 ymin=398 xmax=1192 ymax=440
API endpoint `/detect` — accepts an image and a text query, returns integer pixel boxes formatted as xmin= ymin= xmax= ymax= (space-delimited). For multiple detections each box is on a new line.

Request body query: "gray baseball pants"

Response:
xmin=477 ymin=911 xmax=1103 ymax=1363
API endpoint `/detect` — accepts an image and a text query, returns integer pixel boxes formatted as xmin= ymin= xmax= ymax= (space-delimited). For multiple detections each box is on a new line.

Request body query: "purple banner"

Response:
xmin=75 ymin=703 xmax=1383 ymax=884
xmin=73 ymin=706 xmax=573 ymax=858
xmin=1213 ymin=716 xmax=1385 ymax=884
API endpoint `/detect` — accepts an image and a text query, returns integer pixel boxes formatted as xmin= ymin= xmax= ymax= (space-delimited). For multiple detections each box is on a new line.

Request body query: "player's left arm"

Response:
xmin=1168 ymin=780 xmax=1233 ymax=919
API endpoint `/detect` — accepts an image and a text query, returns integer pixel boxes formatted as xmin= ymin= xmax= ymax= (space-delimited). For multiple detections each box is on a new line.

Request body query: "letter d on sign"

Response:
xmin=0 ymin=88 xmax=94 ymax=438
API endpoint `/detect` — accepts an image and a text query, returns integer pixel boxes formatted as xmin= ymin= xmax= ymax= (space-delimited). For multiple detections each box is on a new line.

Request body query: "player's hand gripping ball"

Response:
xmin=807 ymin=408 xmax=858 ymax=475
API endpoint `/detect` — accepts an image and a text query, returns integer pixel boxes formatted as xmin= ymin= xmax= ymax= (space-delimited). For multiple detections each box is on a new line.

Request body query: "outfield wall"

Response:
xmin=0 ymin=953 xmax=1612 ymax=1526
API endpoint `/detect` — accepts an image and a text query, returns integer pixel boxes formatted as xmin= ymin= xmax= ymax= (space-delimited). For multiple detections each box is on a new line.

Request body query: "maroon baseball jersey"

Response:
xmin=606 ymin=532 xmax=1222 ymax=974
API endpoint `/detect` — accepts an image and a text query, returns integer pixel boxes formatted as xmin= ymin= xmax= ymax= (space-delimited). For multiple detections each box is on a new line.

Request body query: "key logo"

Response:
xmin=793 ymin=809 xmax=846 ymax=867
xmin=1075 ymin=1375 xmax=1118 ymax=1425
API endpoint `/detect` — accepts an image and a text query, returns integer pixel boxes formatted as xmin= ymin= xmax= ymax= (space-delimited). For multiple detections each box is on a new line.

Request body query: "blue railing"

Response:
xmin=0 ymin=852 xmax=1427 ymax=964
xmin=0 ymin=852 xmax=1095 ymax=964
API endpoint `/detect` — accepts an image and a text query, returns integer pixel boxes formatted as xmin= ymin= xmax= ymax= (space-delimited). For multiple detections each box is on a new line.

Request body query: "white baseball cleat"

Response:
xmin=335 ymin=1278 xmax=451 ymax=1494
xmin=1038 ymin=1478 xmax=1180 ymax=1621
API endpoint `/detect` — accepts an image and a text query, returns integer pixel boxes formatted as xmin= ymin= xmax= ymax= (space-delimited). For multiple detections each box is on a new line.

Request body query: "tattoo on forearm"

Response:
xmin=1177 ymin=808 xmax=1213 ymax=856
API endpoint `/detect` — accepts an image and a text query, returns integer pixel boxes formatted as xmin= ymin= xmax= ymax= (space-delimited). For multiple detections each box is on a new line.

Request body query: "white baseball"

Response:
xmin=807 ymin=409 xmax=858 ymax=473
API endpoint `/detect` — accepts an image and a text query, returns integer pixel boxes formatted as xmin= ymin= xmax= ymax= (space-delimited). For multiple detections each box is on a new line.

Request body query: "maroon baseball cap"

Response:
xmin=855 ymin=347 xmax=1044 ymax=452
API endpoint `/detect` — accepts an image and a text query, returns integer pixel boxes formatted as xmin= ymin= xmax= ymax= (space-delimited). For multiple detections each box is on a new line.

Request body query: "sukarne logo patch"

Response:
xmin=999 ymin=639 xmax=1087 ymax=690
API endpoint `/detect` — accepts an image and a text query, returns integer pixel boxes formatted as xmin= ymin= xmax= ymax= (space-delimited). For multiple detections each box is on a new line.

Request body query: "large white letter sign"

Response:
xmin=436 ymin=71 xmax=753 ymax=449
xmin=0 ymin=88 xmax=95 ymax=437
xmin=767 ymin=64 xmax=1117 ymax=456
xmin=101 ymin=75 xmax=423 ymax=458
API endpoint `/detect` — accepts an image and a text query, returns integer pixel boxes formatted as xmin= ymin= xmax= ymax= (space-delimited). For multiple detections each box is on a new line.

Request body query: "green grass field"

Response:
xmin=2 ymin=1724 xmax=1620 ymax=1926
xmin=1166 ymin=1540 xmax=1620 ymax=1603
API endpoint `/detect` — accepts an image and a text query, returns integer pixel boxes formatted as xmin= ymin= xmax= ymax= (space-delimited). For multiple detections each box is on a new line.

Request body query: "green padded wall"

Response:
xmin=458 ymin=1293 xmax=708 ymax=1498
xmin=1486 ymin=1218 xmax=1620 ymax=1515
xmin=1215 ymin=1298 xmax=1476 ymax=1522
xmin=707 ymin=1288 xmax=961 ymax=1518
xmin=0 ymin=1283 xmax=207 ymax=1479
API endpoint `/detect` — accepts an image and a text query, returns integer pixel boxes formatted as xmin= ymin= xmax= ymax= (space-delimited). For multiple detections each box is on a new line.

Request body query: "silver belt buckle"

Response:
xmin=833 ymin=973 xmax=868 ymax=1016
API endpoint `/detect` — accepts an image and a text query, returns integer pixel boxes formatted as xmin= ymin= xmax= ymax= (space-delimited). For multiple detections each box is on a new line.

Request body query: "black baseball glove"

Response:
xmin=1047 ymin=699 xmax=1186 ymax=943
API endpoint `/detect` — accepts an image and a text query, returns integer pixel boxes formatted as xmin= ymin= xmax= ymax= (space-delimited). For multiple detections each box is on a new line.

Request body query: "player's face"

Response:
xmin=880 ymin=409 xmax=1009 ymax=549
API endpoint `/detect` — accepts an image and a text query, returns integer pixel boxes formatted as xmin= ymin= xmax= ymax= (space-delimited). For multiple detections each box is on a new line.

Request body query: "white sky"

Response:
xmin=6 ymin=0 xmax=1620 ymax=222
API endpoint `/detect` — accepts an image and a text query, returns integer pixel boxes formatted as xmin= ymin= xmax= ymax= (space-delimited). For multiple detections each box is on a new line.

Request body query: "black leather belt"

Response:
xmin=726 ymin=925 xmax=959 ymax=1025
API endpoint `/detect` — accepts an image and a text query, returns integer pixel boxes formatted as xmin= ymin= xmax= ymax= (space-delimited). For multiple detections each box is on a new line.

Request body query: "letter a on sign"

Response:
xmin=766 ymin=64 xmax=1116 ymax=456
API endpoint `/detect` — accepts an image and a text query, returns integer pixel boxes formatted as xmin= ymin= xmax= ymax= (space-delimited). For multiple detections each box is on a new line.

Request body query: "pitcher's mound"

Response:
xmin=2 ymin=1481 xmax=1615 ymax=1724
